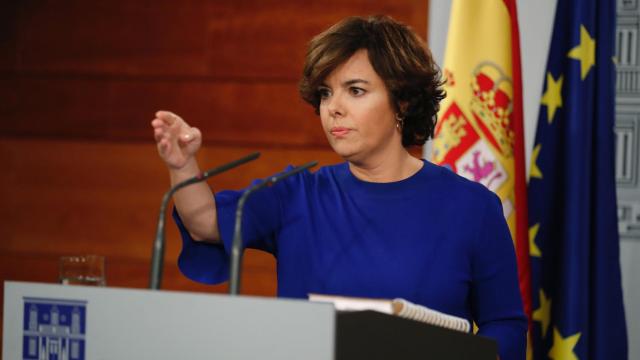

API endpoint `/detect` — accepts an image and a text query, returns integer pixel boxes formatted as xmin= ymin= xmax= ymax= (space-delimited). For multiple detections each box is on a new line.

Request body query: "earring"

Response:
xmin=395 ymin=113 xmax=405 ymax=130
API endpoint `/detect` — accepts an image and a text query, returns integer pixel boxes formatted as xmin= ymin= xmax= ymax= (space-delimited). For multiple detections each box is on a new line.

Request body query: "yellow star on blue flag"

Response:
xmin=567 ymin=25 xmax=596 ymax=80
xmin=527 ymin=1 xmax=627 ymax=359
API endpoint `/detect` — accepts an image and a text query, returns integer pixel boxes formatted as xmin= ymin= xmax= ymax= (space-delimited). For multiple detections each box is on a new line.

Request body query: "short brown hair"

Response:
xmin=299 ymin=15 xmax=446 ymax=147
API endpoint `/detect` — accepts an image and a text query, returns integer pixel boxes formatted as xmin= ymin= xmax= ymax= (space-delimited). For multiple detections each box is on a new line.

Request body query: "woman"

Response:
xmin=151 ymin=15 xmax=526 ymax=359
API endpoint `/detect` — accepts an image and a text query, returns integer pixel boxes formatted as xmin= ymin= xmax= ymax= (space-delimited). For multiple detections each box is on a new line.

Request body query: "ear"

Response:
xmin=397 ymin=101 xmax=409 ymax=115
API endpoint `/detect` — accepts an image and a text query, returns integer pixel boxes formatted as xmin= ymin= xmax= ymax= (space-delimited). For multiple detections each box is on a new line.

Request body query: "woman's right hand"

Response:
xmin=151 ymin=111 xmax=202 ymax=170
xmin=151 ymin=111 xmax=219 ymax=242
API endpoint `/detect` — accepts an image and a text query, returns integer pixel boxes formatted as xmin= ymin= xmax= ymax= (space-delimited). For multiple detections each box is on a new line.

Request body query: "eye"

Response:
xmin=317 ymin=87 xmax=331 ymax=100
xmin=349 ymin=87 xmax=366 ymax=96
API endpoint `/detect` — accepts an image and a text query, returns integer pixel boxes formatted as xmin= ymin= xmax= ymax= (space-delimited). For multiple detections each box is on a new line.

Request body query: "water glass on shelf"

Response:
xmin=59 ymin=255 xmax=106 ymax=286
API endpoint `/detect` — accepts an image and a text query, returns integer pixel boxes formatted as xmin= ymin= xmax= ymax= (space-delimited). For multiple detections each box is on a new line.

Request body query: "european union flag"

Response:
xmin=528 ymin=0 xmax=628 ymax=359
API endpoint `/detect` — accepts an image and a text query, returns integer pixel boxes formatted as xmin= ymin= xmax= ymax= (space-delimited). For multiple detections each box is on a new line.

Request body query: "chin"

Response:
xmin=335 ymin=148 xmax=364 ymax=163
xmin=330 ymin=144 xmax=357 ymax=161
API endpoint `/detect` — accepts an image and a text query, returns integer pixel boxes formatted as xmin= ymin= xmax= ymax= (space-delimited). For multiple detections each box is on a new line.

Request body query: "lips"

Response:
xmin=330 ymin=127 xmax=351 ymax=137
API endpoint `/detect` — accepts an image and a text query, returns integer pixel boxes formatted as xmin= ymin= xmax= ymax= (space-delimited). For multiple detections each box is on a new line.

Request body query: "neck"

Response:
xmin=348 ymin=149 xmax=423 ymax=183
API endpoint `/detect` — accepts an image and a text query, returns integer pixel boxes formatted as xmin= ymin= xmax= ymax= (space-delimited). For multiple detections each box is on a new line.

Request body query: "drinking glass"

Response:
xmin=59 ymin=255 xmax=106 ymax=286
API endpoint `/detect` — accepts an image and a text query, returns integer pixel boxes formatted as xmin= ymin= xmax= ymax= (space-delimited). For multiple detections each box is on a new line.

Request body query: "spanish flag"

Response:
xmin=431 ymin=0 xmax=532 ymax=324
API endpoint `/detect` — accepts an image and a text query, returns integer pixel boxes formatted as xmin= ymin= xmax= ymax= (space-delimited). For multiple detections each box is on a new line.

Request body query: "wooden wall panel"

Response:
xmin=0 ymin=0 xmax=428 ymax=144
xmin=0 ymin=139 xmax=342 ymax=259
xmin=0 ymin=0 xmax=429 ymax=346
xmin=0 ymin=78 xmax=325 ymax=145
xmin=0 ymin=2 xmax=18 ymax=71
xmin=5 ymin=1 xmax=426 ymax=79
xmin=0 ymin=250 xmax=276 ymax=294
xmin=4 ymin=1 xmax=212 ymax=76
xmin=0 ymin=138 xmax=341 ymax=341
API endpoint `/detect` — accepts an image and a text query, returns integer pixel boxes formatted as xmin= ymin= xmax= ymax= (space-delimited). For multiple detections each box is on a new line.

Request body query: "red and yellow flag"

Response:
xmin=432 ymin=0 xmax=532 ymax=324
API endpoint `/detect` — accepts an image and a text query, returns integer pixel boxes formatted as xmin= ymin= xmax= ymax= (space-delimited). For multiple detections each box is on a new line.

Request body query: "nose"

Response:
xmin=326 ymin=91 xmax=345 ymax=118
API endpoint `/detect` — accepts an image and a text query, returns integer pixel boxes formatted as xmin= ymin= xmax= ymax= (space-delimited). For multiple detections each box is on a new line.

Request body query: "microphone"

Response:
xmin=228 ymin=161 xmax=318 ymax=295
xmin=149 ymin=152 xmax=261 ymax=290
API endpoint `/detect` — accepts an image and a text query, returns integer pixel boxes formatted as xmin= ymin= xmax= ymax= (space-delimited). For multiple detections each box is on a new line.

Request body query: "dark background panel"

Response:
xmin=7 ymin=1 xmax=426 ymax=79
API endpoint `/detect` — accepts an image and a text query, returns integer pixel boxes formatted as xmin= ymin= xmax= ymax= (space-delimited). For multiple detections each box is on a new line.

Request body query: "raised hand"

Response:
xmin=151 ymin=110 xmax=218 ymax=242
xmin=151 ymin=111 xmax=202 ymax=170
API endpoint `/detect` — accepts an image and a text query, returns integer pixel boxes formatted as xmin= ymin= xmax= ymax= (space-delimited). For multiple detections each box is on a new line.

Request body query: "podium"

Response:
xmin=3 ymin=281 xmax=497 ymax=359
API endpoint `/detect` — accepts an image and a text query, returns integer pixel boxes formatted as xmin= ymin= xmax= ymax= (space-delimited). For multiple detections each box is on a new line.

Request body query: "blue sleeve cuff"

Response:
xmin=173 ymin=207 xmax=231 ymax=284
xmin=173 ymin=189 xmax=248 ymax=285
xmin=173 ymin=174 xmax=288 ymax=285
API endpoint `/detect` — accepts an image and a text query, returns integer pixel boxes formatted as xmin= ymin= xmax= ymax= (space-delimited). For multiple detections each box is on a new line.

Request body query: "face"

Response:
xmin=318 ymin=49 xmax=401 ymax=164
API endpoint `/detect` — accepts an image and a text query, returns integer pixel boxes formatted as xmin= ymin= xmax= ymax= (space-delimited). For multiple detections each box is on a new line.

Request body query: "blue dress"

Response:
xmin=174 ymin=160 xmax=527 ymax=359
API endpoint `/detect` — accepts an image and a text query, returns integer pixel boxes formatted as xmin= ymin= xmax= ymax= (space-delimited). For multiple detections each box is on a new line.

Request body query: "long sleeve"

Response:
xmin=174 ymin=179 xmax=282 ymax=284
xmin=471 ymin=193 xmax=528 ymax=360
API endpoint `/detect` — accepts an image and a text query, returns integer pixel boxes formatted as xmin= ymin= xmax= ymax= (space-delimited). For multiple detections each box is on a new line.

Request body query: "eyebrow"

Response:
xmin=342 ymin=79 xmax=370 ymax=86
xmin=318 ymin=79 xmax=370 ymax=89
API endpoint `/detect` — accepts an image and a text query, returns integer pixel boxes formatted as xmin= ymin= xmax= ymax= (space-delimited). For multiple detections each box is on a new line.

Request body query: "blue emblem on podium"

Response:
xmin=22 ymin=297 xmax=87 ymax=360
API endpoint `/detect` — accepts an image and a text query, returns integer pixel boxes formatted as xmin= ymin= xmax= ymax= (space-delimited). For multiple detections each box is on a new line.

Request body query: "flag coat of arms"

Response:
xmin=432 ymin=0 xmax=532 ymax=322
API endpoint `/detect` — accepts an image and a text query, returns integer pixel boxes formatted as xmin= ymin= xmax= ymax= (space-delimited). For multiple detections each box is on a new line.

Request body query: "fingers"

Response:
xmin=191 ymin=127 xmax=202 ymax=141
xmin=151 ymin=118 xmax=164 ymax=128
xmin=151 ymin=111 xmax=186 ymax=143
xmin=155 ymin=110 xmax=181 ymax=126
xmin=151 ymin=111 xmax=201 ymax=150
xmin=151 ymin=111 xmax=202 ymax=169
xmin=152 ymin=118 xmax=171 ymax=145
xmin=177 ymin=126 xmax=201 ymax=146
xmin=157 ymin=137 xmax=172 ymax=155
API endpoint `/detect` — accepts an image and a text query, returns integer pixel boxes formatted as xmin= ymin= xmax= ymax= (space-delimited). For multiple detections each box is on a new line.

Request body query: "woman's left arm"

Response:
xmin=471 ymin=193 xmax=528 ymax=360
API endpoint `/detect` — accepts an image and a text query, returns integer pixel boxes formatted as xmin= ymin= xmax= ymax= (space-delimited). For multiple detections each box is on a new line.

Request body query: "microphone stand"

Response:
xmin=149 ymin=152 xmax=261 ymax=290
xmin=228 ymin=161 xmax=318 ymax=295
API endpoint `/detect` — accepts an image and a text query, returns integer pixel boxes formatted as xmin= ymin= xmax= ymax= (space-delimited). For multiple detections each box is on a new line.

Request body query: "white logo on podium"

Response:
xmin=22 ymin=297 xmax=87 ymax=360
